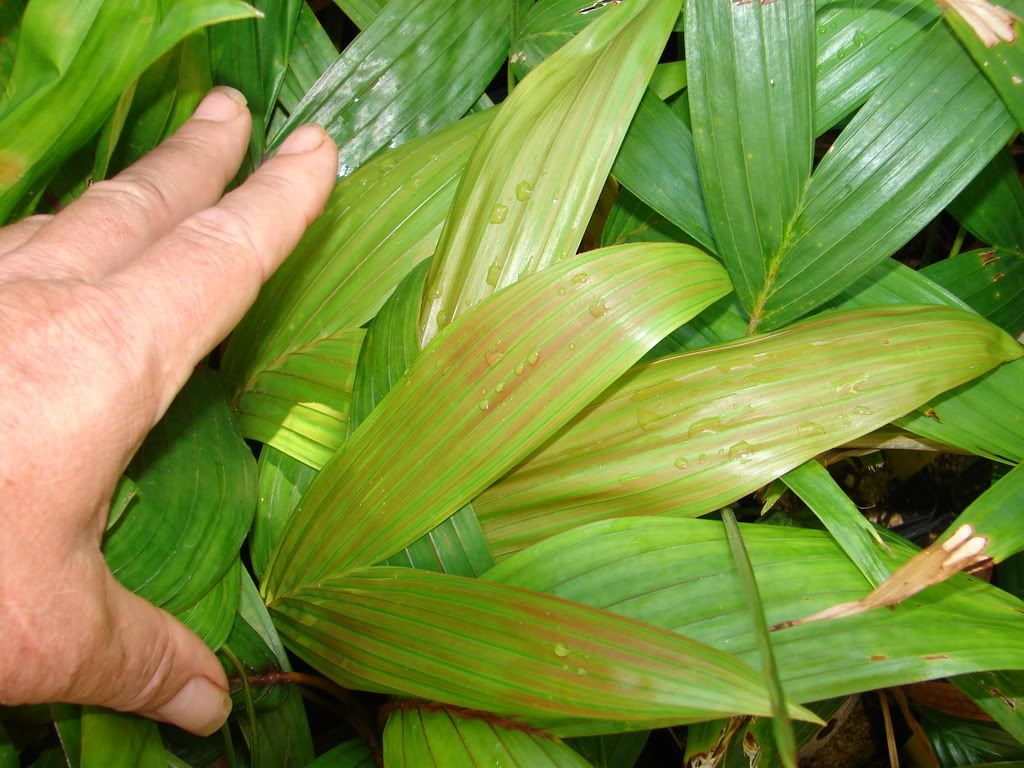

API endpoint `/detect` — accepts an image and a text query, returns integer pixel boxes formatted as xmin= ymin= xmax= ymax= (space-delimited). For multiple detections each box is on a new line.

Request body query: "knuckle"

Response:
xmin=178 ymin=206 xmax=264 ymax=278
xmin=91 ymin=170 xmax=176 ymax=225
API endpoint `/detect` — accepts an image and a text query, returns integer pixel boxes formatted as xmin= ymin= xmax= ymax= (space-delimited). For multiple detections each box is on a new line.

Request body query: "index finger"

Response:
xmin=104 ymin=124 xmax=339 ymax=419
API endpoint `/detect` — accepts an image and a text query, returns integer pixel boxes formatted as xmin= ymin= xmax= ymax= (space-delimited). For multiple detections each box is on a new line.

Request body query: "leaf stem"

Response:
xmin=721 ymin=508 xmax=798 ymax=768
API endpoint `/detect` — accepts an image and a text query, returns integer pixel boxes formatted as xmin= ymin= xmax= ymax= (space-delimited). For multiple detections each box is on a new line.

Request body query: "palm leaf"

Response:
xmin=103 ymin=369 xmax=256 ymax=614
xmin=420 ymin=0 xmax=681 ymax=342
xmin=476 ymin=306 xmax=1020 ymax=557
xmin=383 ymin=707 xmax=593 ymax=767
xmin=486 ymin=518 xmax=1024 ymax=707
xmin=686 ymin=0 xmax=815 ymax=313
xmin=222 ymin=109 xmax=494 ymax=396
xmin=815 ymin=1 xmax=938 ymax=132
xmin=0 ymin=0 xmax=257 ymax=219
xmin=235 ymin=327 xmax=365 ymax=468
xmin=753 ymin=23 xmax=1016 ymax=329
xmin=948 ymin=149 xmax=1024 ymax=250
xmin=270 ymin=0 xmax=508 ymax=173
xmin=262 ymin=243 xmax=729 ymax=600
xmin=271 ymin=567 xmax=814 ymax=729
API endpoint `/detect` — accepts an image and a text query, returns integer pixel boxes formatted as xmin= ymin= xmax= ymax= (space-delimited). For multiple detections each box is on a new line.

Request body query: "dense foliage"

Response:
xmin=3 ymin=0 xmax=1024 ymax=765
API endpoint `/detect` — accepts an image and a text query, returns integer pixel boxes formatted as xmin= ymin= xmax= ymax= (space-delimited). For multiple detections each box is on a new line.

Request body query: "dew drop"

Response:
xmin=554 ymin=642 xmax=570 ymax=657
xmin=514 ymin=362 xmax=526 ymax=376
xmin=853 ymin=405 xmax=873 ymax=416
xmin=572 ymin=272 xmax=589 ymax=284
xmin=436 ymin=309 xmax=450 ymax=328
xmin=490 ymin=203 xmax=509 ymax=224
xmin=527 ymin=349 xmax=541 ymax=366
xmin=494 ymin=382 xmax=505 ymax=393
xmin=853 ymin=30 xmax=868 ymax=48
xmin=515 ymin=180 xmax=534 ymax=201
xmin=688 ymin=416 xmax=722 ymax=439
xmin=557 ymin=286 xmax=567 ymax=296
xmin=728 ymin=441 xmax=754 ymax=462
xmin=478 ymin=399 xmax=490 ymax=412
xmin=576 ymin=667 xmax=587 ymax=677
xmin=589 ymin=301 xmax=607 ymax=318
xmin=486 ymin=261 xmax=502 ymax=286
xmin=674 ymin=457 xmax=689 ymax=470
xmin=485 ymin=349 xmax=503 ymax=366
xmin=797 ymin=421 xmax=826 ymax=436
xmin=568 ymin=342 xmax=577 ymax=351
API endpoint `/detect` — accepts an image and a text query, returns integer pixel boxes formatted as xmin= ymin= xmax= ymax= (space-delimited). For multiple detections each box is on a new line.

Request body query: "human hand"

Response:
xmin=0 ymin=87 xmax=338 ymax=736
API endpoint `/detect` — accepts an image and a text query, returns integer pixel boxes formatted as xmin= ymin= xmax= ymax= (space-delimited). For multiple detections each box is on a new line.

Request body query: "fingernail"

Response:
xmin=194 ymin=86 xmax=247 ymax=122
xmin=278 ymin=124 xmax=328 ymax=155
xmin=154 ymin=677 xmax=232 ymax=737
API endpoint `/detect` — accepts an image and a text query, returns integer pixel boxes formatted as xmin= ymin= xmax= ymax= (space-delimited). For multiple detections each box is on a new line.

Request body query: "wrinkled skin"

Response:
xmin=0 ymin=87 xmax=338 ymax=736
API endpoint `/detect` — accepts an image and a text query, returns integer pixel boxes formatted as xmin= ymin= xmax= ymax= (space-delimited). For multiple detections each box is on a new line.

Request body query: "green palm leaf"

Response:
xmin=271 ymin=567 xmax=815 ymax=729
xmin=0 ymin=0 xmax=257 ymax=220
xmin=262 ymin=243 xmax=729 ymax=600
xmin=384 ymin=707 xmax=593 ymax=767
xmin=223 ymin=109 xmax=493 ymax=396
xmin=420 ymin=0 xmax=681 ymax=341
xmin=235 ymin=327 xmax=364 ymax=468
xmin=103 ymin=369 xmax=256 ymax=615
xmin=270 ymin=0 xmax=507 ymax=172
xmin=686 ymin=0 xmax=815 ymax=314
xmin=477 ymin=306 xmax=1020 ymax=557
xmin=487 ymin=518 xmax=1024 ymax=706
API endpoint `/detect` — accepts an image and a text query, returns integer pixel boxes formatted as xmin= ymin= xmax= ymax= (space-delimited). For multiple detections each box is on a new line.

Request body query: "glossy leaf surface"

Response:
xmin=223 ymin=109 xmax=493 ymax=395
xmin=686 ymin=0 xmax=815 ymax=312
xmin=263 ymin=243 xmax=729 ymax=599
xmin=103 ymin=369 xmax=257 ymax=614
xmin=477 ymin=306 xmax=1020 ymax=556
xmin=487 ymin=518 xmax=1024 ymax=706
xmin=754 ymin=23 xmax=1016 ymax=329
xmin=420 ymin=0 xmax=681 ymax=341
xmin=384 ymin=707 xmax=592 ymax=767
xmin=270 ymin=0 xmax=507 ymax=173
xmin=272 ymin=567 xmax=811 ymax=729
xmin=235 ymin=327 xmax=365 ymax=469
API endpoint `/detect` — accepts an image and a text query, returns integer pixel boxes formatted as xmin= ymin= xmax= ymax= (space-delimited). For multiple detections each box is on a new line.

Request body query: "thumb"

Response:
xmin=95 ymin=575 xmax=232 ymax=736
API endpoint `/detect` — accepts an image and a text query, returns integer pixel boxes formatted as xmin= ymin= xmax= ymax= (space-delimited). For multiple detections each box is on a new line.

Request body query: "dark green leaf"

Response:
xmin=208 ymin=0 xmax=302 ymax=172
xmin=612 ymin=92 xmax=715 ymax=253
xmin=687 ymin=0 xmax=815 ymax=313
xmin=277 ymin=4 xmax=336 ymax=113
xmin=948 ymin=149 xmax=1024 ymax=250
xmin=308 ymin=739 xmax=375 ymax=768
xmin=923 ymin=248 xmax=1024 ymax=337
xmin=0 ymin=0 xmax=257 ymax=220
xmin=103 ymin=369 xmax=256 ymax=614
xmin=251 ymin=445 xmax=316 ymax=581
xmin=755 ymin=23 xmax=1016 ymax=329
xmin=80 ymin=709 xmax=164 ymax=768
xmin=384 ymin=707 xmax=593 ymax=767
xmin=111 ymin=32 xmax=212 ymax=173
xmin=815 ymin=3 xmax=938 ymax=133
xmin=176 ymin=557 xmax=241 ymax=649
xmin=271 ymin=0 xmax=508 ymax=174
